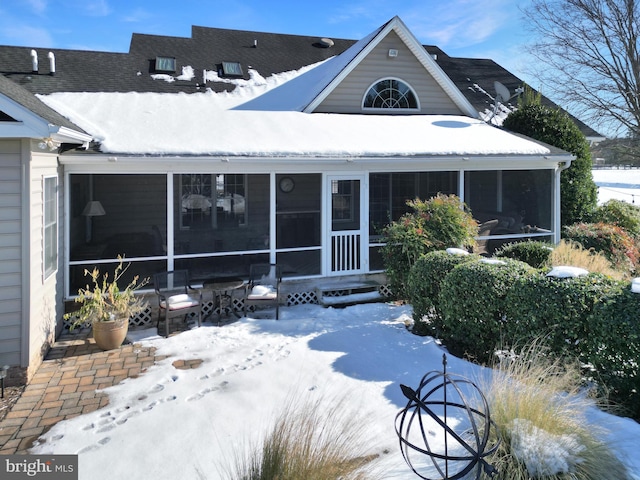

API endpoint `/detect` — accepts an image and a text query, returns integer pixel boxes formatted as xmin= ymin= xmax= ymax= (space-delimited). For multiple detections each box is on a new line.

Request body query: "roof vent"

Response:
xmin=316 ymin=37 xmax=335 ymax=48
xmin=48 ymin=52 xmax=55 ymax=75
xmin=30 ymin=49 xmax=38 ymax=73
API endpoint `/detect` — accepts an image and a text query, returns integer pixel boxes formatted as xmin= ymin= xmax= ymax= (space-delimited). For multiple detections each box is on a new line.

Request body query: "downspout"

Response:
xmin=20 ymin=141 xmax=31 ymax=369
xmin=554 ymin=158 xmax=574 ymax=244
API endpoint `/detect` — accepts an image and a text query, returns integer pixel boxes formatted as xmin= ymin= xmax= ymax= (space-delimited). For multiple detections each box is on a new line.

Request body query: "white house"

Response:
xmin=0 ymin=16 xmax=581 ymax=383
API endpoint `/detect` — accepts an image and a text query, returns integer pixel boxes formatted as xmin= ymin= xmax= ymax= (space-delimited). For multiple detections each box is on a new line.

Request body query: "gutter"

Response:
xmin=48 ymin=124 xmax=92 ymax=149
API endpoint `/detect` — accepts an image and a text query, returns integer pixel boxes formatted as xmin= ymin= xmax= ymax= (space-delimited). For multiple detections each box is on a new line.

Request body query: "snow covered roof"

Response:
xmin=39 ymin=89 xmax=554 ymax=157
xmin=0 ymin=17 xmax=602 ymax=139
xmin=29 ymin=17 xmax=567 ymax=159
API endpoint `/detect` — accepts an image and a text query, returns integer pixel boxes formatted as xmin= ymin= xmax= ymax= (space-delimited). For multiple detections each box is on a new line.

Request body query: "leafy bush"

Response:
xmin=381 ymin=194 xmax=477 ymax=299
xmin=503 ymin=104 xmax=597 ymax=226
xmin=590 ymin=199 xmax=640 ymax=238
xmin=406 ymin=250 xmax=479 ymax=336
xmin=503 ymin=273 xmax=622 ymax=357
xmin=549 ymin=239 xmax=623 ymax=280
xmin=585 ymin=287 xmax=640 ymax=419
xmin=494 ymin=240 xmax=553 ymax=268
xmin=563 ymin=222 xmax=639 ymax=276
xmin=437 ymin=258 xmax=536 ymax=363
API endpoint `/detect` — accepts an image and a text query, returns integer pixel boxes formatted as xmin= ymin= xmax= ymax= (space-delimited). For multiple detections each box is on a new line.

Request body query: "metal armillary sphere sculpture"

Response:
xmin=395 ymin=354 xmax=500 ymax=479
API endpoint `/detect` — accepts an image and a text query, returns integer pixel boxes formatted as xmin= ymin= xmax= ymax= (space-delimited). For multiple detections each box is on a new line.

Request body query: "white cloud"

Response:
xmin=121 ymin=7 xmax=153 ymax=23
xmin=25 ymin=0 xmax=47 ymax=15
xmin=402 ymin=0 xmax=515 ymax=48
xmin=323 ymin=0 xmax=518 ymax=50
xmin=0 ymin=24 xmax=54 ymax=47
xmin=74 ymin=0 xmax=111 ymax=17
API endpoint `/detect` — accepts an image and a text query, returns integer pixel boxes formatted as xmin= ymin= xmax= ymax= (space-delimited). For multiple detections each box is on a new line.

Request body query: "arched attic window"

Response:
xmin=362 ymin=78 xmax=419 ymax=111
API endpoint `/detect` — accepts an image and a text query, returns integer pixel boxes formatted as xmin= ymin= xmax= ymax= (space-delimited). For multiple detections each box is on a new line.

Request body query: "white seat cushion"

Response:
xmin=247 ymin=285 xmax=277 ymax=300
xmin=160 ymin=293 xmax=199 ymax=310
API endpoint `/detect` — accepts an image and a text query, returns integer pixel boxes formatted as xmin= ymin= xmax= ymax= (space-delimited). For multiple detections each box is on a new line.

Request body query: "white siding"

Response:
xmin=0 ymin=140 xmax=22 ymax=366
xmin=27 ymin=151 xmax=60 ymax=376
xmin=316 ymin=31 xmax=462 ymax=115
xmin=0 ymin=139 xmax=60 ymax=376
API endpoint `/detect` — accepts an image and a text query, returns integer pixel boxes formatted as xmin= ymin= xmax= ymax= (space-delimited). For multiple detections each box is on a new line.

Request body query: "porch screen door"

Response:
xmin=328 ymin=176 xmax=366 ymax=275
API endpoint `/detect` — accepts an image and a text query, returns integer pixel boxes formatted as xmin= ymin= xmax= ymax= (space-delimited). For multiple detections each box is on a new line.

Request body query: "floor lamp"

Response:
xmin=82 ymin=200 xmax=106 ymax=243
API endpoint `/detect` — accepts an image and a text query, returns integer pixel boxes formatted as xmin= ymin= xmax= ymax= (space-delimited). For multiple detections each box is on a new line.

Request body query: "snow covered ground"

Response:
xmin=593 ymin=168 xmax=640 ymax=205
xmin=27 ymin=169 xmax=640 ymax=479
xmin=30 ymin=303 xmax=640 ymax=479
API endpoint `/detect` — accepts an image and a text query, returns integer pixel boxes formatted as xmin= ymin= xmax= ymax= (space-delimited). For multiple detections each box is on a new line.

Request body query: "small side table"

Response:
xmin=202 ymin=277 xmax=245 ymax=324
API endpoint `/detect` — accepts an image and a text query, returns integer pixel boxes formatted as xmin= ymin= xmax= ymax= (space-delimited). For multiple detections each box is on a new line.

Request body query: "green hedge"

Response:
xmin=503 ymin=273 xmax=622 ymax=356
xmin=494 ymin=240 xmax=553 ymax=268
xmin=407 ymin=250 xmax=479 ymax=336
xmin=406 ymin=242 xmax=640 ymax=418
xmin=437 ymin=258 xmax=536 ymax=363
xmin=585 ymin=287 xmax=640 ymax=419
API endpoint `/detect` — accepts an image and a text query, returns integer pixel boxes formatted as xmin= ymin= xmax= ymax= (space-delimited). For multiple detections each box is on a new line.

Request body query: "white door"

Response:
xmin=327 ymin=175 xmax=367 ymax=275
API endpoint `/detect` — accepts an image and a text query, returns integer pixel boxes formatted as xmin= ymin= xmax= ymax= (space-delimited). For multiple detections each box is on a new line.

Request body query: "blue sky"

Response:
xmin=0 ymin=0 xmax=537 ymax=85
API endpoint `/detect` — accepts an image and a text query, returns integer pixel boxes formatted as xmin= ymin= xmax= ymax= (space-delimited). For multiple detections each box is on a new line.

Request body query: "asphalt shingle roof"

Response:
xmin=0 ymin=72 xmax=86 ymax=132
xmin=0 ymin=24 xmax=601 ymax=138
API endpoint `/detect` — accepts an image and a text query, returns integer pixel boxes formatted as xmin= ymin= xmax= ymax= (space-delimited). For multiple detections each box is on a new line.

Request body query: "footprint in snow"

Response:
xmin=185 ymin=381 xmax=229 ymax=402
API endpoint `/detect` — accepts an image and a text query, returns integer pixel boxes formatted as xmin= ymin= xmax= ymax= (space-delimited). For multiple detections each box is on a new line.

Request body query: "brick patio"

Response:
xmin=0 ymin=331 xmax=164 ymax=454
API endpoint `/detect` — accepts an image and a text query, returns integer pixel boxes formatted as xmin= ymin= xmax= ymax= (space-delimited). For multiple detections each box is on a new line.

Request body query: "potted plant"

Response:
xmin=65 ymin=256 xmax=149 ymax=350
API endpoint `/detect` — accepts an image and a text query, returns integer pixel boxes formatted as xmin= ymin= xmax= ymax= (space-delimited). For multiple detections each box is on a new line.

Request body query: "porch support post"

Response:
xmin=269 ymin=172 xmax=276 ymax=264
xmin=458 ymin=170 xmax=465 ymax=204
xmin=167 ymin=173 xmax=175 ymax=271
xmin=554 ymin=163 xmax=566 ymax=244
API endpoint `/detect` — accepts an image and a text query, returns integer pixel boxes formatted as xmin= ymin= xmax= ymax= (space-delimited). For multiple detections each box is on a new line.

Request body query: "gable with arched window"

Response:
xmin=362 ymin=78 xmax=419 ymax=111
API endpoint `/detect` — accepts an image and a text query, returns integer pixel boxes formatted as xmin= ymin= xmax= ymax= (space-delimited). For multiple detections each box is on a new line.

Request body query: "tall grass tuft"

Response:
xmin=480 ymin=340 xmax=630 ymax=479
xmin=227 ymin=395 xmax=384 ymax=480
xmin=549 ymin=239 xmax=624 ymax=280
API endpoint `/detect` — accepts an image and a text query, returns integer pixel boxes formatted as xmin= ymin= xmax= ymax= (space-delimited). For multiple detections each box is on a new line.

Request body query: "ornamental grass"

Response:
xmin=479 ymin=340 xmax=630 ymax=480
xmin=228 ymin=396 xmax=383 ymax=480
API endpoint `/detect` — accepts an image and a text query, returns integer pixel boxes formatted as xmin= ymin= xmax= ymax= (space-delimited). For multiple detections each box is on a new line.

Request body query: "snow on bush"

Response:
xmin=508 ymin=418 xmax=585 ymax=476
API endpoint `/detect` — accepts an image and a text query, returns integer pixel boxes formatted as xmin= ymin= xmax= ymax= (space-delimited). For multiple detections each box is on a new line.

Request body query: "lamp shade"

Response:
xmin=82 ymin=200 xmax=106 ymax=216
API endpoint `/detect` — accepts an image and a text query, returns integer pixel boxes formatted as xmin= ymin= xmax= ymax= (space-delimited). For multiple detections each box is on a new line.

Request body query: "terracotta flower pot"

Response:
xmin=92 ymin=318 xmax=129 ymax=350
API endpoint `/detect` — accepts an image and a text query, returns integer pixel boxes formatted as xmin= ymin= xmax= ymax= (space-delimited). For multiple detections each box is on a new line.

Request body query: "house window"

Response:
xmin=43 ymin=176 xmax=57 ymax=279
xmin=221 ymin=61 xmax=243 ymax=77
xmin=363 ymin=78 xmax=419 ymax=110
xmin=331 ymin=179 xmax=356 ymax=223
xmin=155 ymin=57 xmax=176 ymax=73
xmin=180 ymin=174 xmax=213 ymax=230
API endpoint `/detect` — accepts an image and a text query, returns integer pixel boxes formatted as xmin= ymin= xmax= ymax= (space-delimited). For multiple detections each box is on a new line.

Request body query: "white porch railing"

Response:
xmin=331 ymin=232 xmax=361 ymax=273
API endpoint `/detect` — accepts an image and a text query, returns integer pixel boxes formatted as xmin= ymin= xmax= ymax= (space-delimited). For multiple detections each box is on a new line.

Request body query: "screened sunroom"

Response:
xmin=66 ymin=167 xmax=556 ymax=297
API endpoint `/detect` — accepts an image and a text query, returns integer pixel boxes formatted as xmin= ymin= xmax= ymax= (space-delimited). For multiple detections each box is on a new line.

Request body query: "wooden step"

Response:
xmin=316 ymin=281 xmax=385 ymax=307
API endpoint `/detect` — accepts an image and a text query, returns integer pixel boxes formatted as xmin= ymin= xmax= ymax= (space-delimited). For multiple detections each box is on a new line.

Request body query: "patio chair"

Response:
xmin=153 ymin=270 xmax=202 ymax=336
xmin=244 ymin=263 xmax=282 ymax=319
xmin=474 ymin=219 xmax=499 ymax=256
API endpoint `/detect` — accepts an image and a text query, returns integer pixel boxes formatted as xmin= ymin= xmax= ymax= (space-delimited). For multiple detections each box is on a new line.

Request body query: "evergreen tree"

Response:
xmin=503 ymin=103 xmax=597 ymax=226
